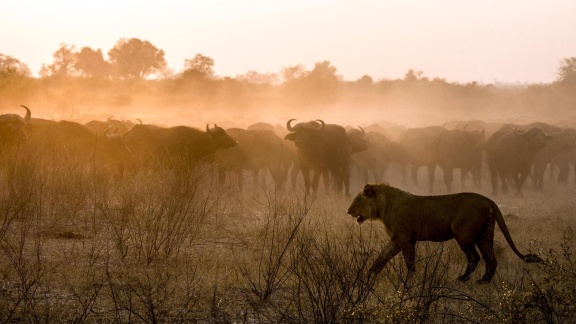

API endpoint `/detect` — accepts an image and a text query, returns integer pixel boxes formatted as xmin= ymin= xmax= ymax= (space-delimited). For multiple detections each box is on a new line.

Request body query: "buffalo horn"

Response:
xmin=286 ymin=119 xmax=297 ymax=131
xmin=513 ymin=127 xmax=529 ymax=136
xmin=104 ymin=126 xmax=119 ymax=138
xmin=550 ymin=127 xmax=564 ymax=136
xmin=20 ymin=105 xmax=31 ymax=123
xmin=314 ymin=119 xmax=325 ymax=130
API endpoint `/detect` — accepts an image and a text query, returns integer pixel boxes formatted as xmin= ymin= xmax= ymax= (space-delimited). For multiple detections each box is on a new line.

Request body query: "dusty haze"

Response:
xmin=3 ymin=1 xmax=576 ymax=83
xmin=1 ymin=77 xmax=573 ymax=133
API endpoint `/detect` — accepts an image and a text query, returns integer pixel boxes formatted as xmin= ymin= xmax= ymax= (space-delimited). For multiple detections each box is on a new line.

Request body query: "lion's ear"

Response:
xmin=363 ymin=184 xmax=375 ymax=197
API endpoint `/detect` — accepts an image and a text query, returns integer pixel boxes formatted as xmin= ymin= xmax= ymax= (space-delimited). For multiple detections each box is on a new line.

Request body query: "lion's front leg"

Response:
xmin=370 ymin=241 xmax=401 ymax=274
xmin=398 ymin=239 xmax=417 ymax=274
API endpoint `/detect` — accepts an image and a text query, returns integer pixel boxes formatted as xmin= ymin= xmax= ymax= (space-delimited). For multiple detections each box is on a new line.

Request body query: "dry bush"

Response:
xmin=497 ymin=234 xmax=576 ymax=323
xmin=0 ymin=135 xmax=575 ymax=322
xmin=285 ymin=219 xmax=379 ymax=323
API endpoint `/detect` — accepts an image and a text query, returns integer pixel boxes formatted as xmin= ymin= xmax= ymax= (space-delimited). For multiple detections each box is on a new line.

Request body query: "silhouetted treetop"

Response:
xmin=108 ymin=38 xmax=167 ymax=79
xmin=0 ymin=54 xmax=32 ymax=77
xmin=183 ymin=54 xmax=215 ymax=79
xmin=404 ymin=69 xmax=424 ymax=82
xmin=308 ymin=60 xmax=339 ymax=82
xmin=557 ymin=57 xmax=576 ymax=86
xmin=40 ymin=43 xmax=77 ymax=77
xmin=281 ymin=64 xmax=307 ymax=82
xmin=75 ymin=47 xmax=110 ymax=78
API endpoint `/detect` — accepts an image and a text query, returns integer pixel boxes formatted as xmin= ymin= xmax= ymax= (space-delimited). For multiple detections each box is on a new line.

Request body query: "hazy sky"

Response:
xmin=2 ymin=0 xmax=576 ymax=83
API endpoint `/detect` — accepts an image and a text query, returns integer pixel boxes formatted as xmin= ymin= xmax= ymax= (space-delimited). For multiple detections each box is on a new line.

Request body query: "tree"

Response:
xmin=557 ymin=57 xmax=576 ymax=86
xmin=236 ymin=70 xmax=278 ymax=84
xmin=75 ymin=47 xmax=110 ymax=78
xmin=354 ymin=75 xmax=374 ymax=91
xmin=356 ymin=75 xmax=373 ymax=86
xmin=308 ymin=61 xmax=339 ymax=82
xmin=305 ymin=61 xmax=340 ymax=100
xmin=281 ymin=61 xmax=340 ymax=104
xmin=404 ymin=69 xmax=424 ymax=82
xmin=281 ymin=64 xmax=307 ymax=82
xmin=0 ymin=54 xmax=32 ymax=77
xmin=108 ymin=38 xmax=167 ymax=79
xmin=40 ymin=43 xmax=77 ymax=77
xmin=183 ymin=54 xmax=215 ymax=79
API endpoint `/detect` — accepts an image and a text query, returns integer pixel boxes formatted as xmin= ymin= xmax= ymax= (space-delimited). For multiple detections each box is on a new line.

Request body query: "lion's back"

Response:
xmin=395 ymin=192 xmax=496 ymax=241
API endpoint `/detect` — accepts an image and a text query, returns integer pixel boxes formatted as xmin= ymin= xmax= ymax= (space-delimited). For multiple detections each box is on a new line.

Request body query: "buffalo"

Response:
xmin=85 ymin=117 xmax=132 ymax=135
xmin=549 ymin=149 xmax=576 ymax=186
xmin=284 ymin=119 xmax=352 ymax=196
xmin=0 ymin=104 xmax=31 ymax=148
xmin=532 ymin=126 xmax=576 ymax=191
xmin=350 ymin=130 xmax=407 ymax=184
xmin=25 ymin=118 xmax=133 ymax=179
xmin=214 ymin=128 xmax=286 ymax=190
xmin=0 ymin=105 xmax=32 ymax=193
xmin=346 ymin=126 xmax=369 ymax=154
xmin=398 ymin=126 xmax=446 ymax=192
xmin=248 ymin=122 xmax=297 ymax=188
xmin=123 ymin=123 xmax=237 ymax=171
xmin=431 ymin=125 xmax=486 ymax=192
xmin=486 ymin=126 xmax=552 ymax=196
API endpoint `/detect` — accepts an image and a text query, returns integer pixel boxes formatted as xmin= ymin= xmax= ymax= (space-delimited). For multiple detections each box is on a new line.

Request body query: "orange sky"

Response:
xmin=2 ymin=0 xmax=576 ymax=83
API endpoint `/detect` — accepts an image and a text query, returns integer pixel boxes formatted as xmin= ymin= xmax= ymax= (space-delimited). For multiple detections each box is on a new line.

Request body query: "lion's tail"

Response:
xmin=491 ymin=201 xmax=542 ymax=263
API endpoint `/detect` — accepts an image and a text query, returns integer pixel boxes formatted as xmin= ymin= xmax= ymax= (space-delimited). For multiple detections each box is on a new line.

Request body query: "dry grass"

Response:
xmin=0 ymin=146 xmax=575 ymax=323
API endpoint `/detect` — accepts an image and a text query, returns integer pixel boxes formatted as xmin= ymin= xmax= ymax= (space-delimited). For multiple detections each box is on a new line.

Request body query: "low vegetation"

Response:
xmin=0 ymin=146 xmax=574 ymax=323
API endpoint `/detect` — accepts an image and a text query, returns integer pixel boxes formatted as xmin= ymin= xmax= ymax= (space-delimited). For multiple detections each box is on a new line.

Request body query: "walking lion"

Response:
xmin=347 ymin=184 xmax=542 ymax=283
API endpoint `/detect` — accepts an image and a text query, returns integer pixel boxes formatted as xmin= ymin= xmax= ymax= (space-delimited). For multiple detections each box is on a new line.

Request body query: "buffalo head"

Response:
xmin=284 ymin=119 xmax=325 ymax=148
xmin=0 ymin=105 xmax=32 ymax=146
xmin=206 ymin=124 xmax=238 ymax=148
xmin=513 ymin=127 xmax=553 ymax=149
xmin=347 ymin=126 xmax=369 ymax=153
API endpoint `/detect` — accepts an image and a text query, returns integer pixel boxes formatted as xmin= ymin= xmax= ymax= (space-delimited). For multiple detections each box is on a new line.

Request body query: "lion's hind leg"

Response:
xmin=454 ymin=237 xmax=481 ymax=282
xmin=475 ymin=224 xmax=497 ymax=284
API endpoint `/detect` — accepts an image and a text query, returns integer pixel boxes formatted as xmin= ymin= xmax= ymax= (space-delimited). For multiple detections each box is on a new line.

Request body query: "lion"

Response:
xmin=347 ymin=183 xmax=542 ymax=283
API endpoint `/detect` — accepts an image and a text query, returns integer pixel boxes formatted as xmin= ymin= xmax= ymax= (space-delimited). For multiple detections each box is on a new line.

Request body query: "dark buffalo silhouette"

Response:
xmin=123 ymin=123 xmax=237 ymax=171
xmin=346 ymin=126 xmax=369 ymax=154
xmin=85 ymin=116 xmax=132 ymax=135
xmin=248 ymin=121 xmax=297 ymax=188
xmin=350 ymin=130 xmax=407 ymax=184
xmin=0 ymin=105 xmax=32 ymax=193
xmin=284 ymin=119 xmax=352 ymax=196
xmin=486 ymin=126 xmax=552 ymax=196
xmin=246 ymin=122 xmax=276 ymax=132
xmin=214 ymin=128 xmax=285 ymax=190
xmin=0 ymin=104 xmax=31 ymax=148
xmin=432 ymin=125 xmax=486 ymax=192
xmin=532 ymin=126 xmax=576 ymax=191
xmin=26 ymin=118 xmax=133 ymax=179
xmin=549 ymin=148 xmax=576 ymax=186
xmin=398 ymin=126 xmax=446 ymax=192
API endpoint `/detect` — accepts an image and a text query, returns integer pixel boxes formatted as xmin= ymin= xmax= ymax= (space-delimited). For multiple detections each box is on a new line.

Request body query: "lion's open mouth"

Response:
xmin=347 ymin=208 xmax=365 ymax=225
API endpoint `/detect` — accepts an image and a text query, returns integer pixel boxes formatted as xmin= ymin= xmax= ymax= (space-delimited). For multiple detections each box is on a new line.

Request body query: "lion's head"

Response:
xmin=347 ymin=184 xmax=380 ymax=224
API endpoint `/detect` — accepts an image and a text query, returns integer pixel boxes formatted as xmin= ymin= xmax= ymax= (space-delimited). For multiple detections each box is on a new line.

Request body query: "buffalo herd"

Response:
xmin=1 ymin=104 xmax=576 ymax=197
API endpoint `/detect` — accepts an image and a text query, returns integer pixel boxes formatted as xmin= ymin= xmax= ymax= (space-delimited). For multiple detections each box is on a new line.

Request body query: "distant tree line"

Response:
xmin=1 ymin=37 xmax=576 ymax=85
xmin=1 ymin=37 xmax=576 ymax=122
